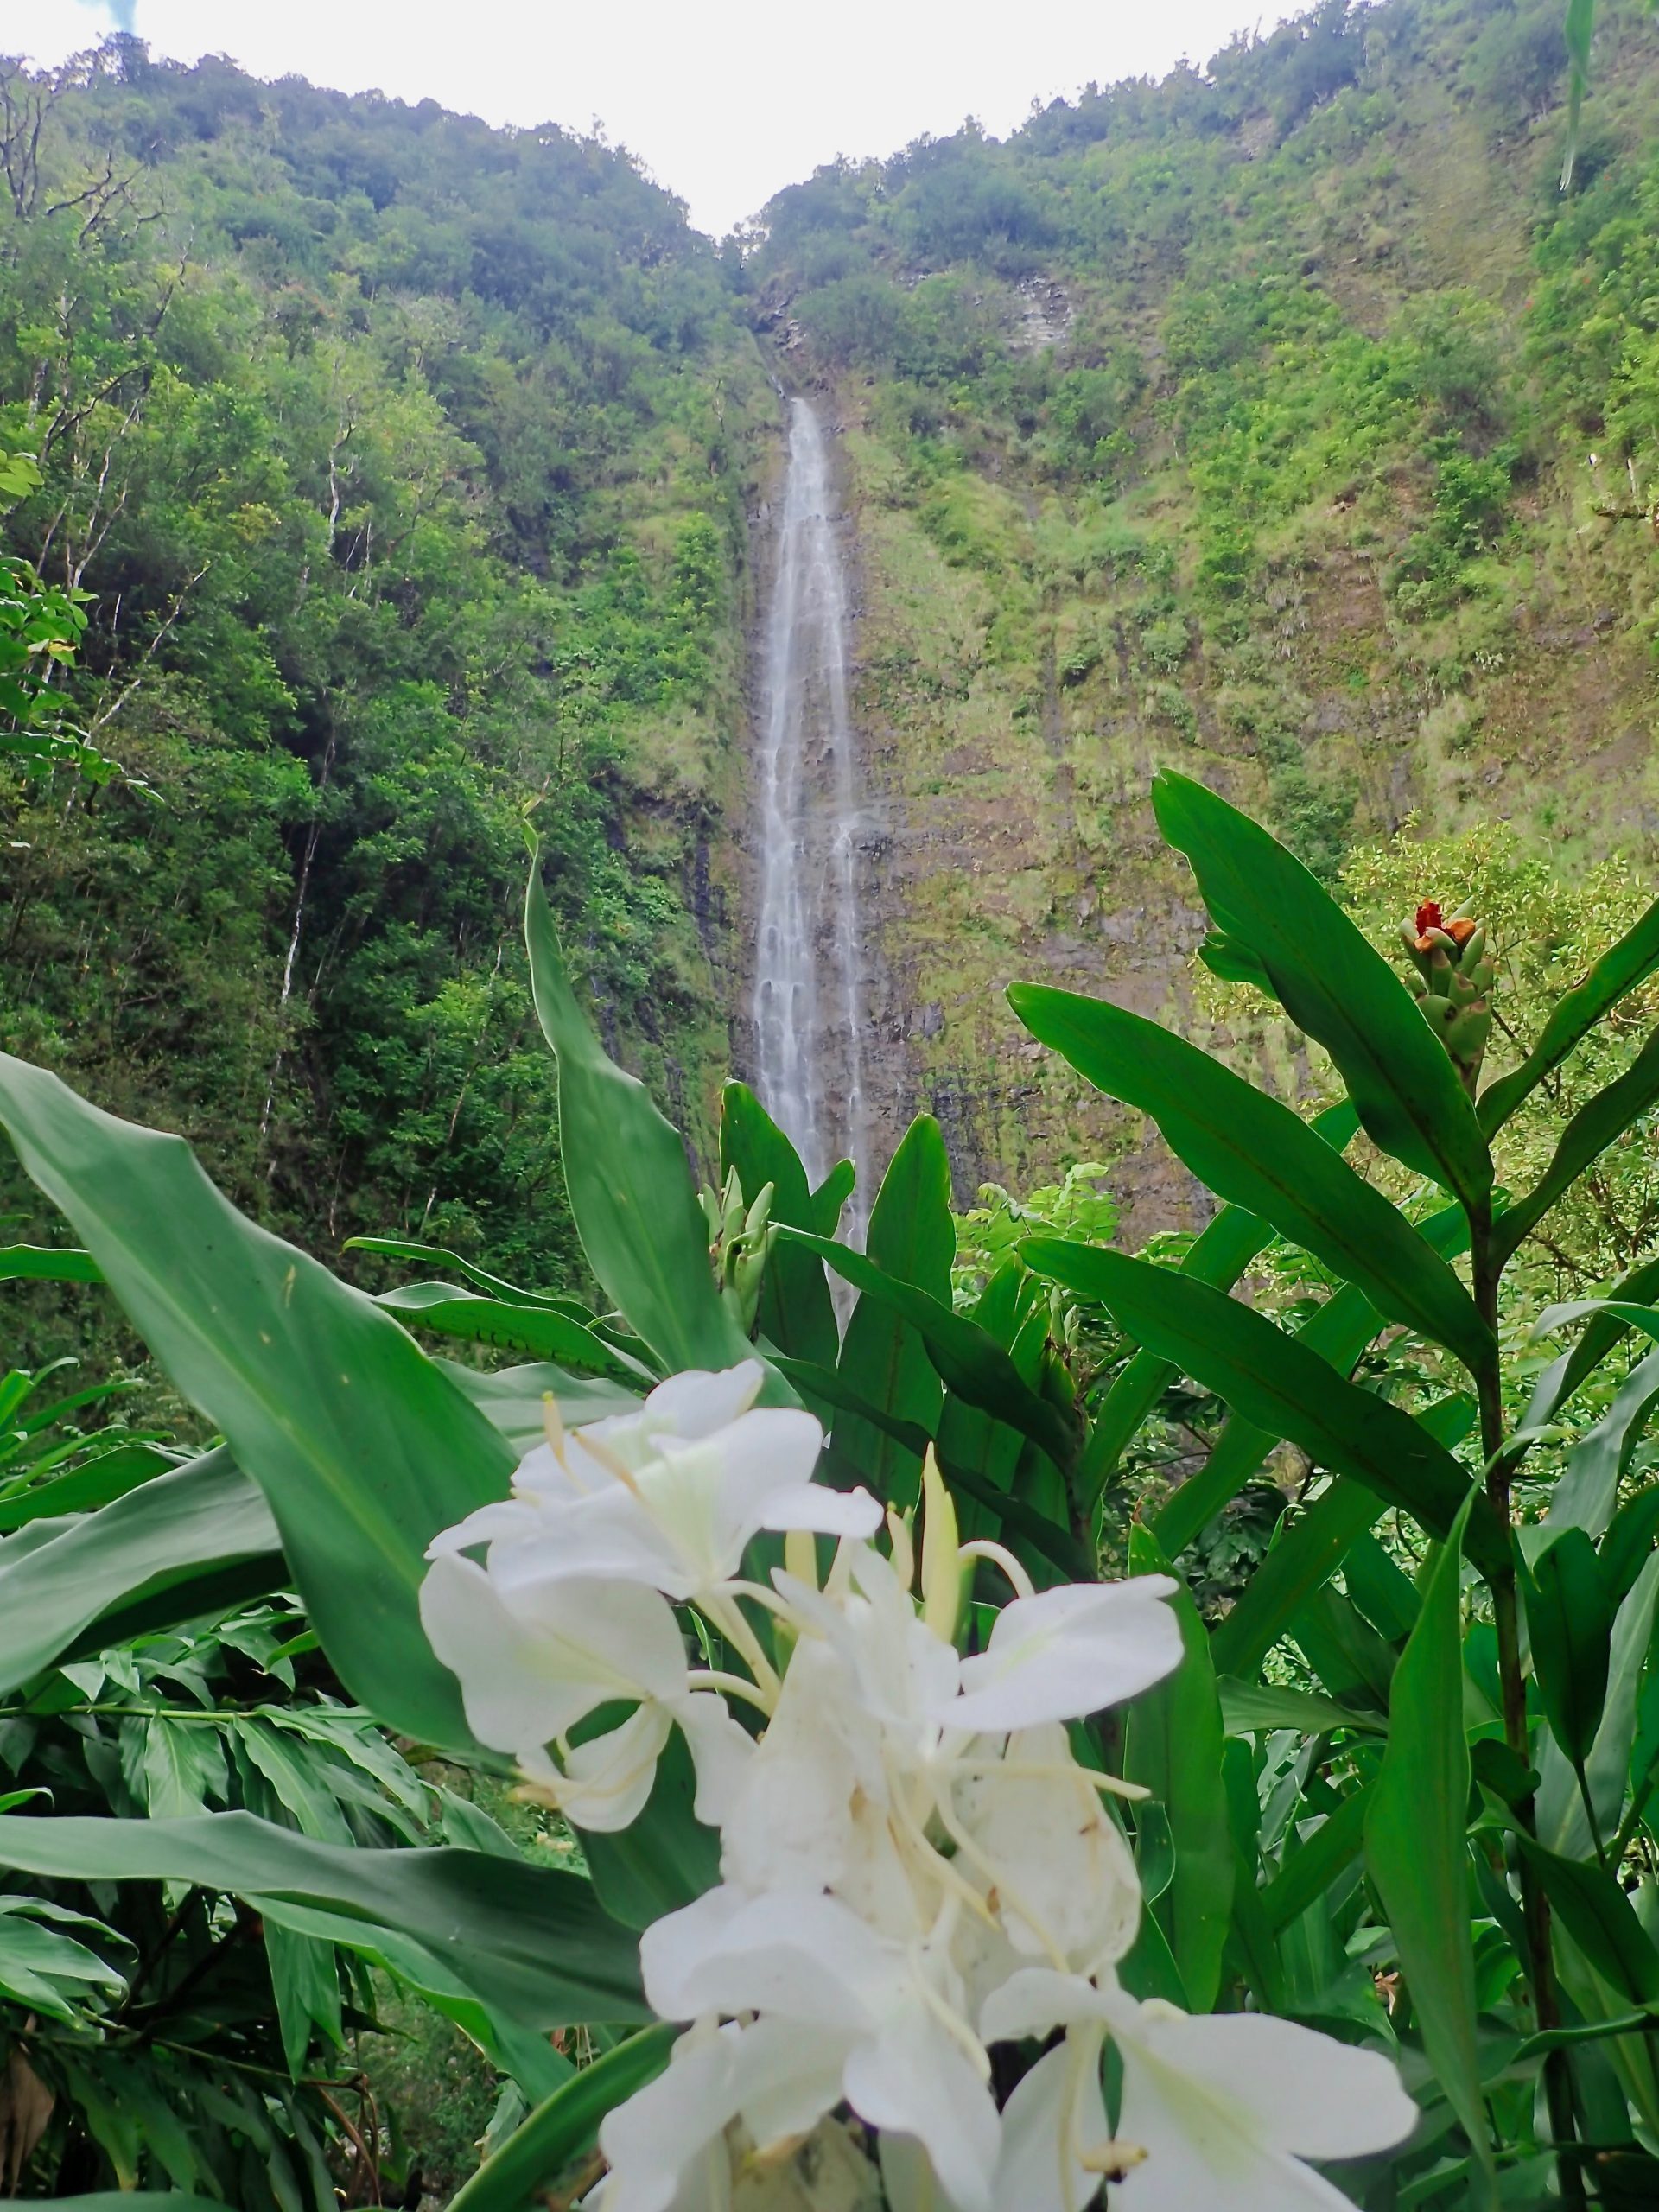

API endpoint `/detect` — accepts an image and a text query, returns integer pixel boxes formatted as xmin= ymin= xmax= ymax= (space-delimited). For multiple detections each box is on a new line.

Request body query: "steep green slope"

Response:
xmin=748 ymin=0 xmax=1659 ymax=1226
xmin=0 ymin=41 xmax=771 ymax=1331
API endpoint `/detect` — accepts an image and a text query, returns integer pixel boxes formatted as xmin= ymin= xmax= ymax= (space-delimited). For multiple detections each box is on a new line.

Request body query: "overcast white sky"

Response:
xmin=18 ymin=0 xmax=1294 ymax=236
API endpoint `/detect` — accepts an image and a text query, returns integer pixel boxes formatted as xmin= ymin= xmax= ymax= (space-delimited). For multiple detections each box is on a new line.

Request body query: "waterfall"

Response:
xmin=751 ymin=397 xmax=868 ymax=1217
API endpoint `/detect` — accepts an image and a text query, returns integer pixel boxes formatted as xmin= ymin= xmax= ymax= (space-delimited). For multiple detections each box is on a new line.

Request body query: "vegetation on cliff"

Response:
xmin=745 ymin=0 xmax=1659 ymax=1208
xmin=0 ymin=40 xmax=769 ymax=1355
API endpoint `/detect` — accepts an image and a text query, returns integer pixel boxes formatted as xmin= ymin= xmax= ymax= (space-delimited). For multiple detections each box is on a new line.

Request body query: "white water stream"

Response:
xmin=751 ymin=397 xmax=868 ymax=1213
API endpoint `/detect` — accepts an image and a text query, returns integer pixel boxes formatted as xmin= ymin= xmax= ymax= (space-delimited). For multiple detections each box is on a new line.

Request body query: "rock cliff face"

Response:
xmin=736 ymin=0 xmax=1659 ymax=1230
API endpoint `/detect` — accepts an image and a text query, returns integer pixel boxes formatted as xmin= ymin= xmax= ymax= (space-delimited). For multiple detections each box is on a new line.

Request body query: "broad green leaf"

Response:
xmin=1295 ymin=1584 xmax=1397 ymax=1708
xmin=1262 ymin=1785 xmax=1374 ymax=1934
xmin=0 ymin=1242 xmax=102 ymax=1283
xmin=1155 ymin=1208 xmax=1471 ymax=1559
xmin=1604 ymin=1484 xmax=1659 ymax=1608
xmin=1217 ymin=1678 xmax=1383 ymax=1738
xmin=583 ymin=1727 xmax=720 ymax=1931
xmin=1080 ymin=1206 xmax=1272 ymax=1510
xmin=1022 ymin=1241 xmax=1499 ymax=1568
xmin=772 ymin=1356 xmax=1090 ymax=1579
xmin=1520 ymin=1529 xmax=1612 ymax=1766
xmin=267 ymin=1919 xmax=342 ymax=2078
xmin=438 ymin=1358 xmax=641 ymax=1451
xmin=834 ymin=1116 xmax=954 ymax=1507
xmin=135 ymin=1714 xmax=227 ymax=1822
xmin=1493 ymin=1027 xmax=1659 ymax=1266
xmin=1521 ymin=1256 xmax=1659 ymax=1435
xmin=0 ymin=1811 xmax=648 ymax=2028
xmin=0 ymin=1908 xmax=125 ymax=2018
xmin=1009 ymin=984 xmax=1491 ymax=1369
xmin=811 ymin=1157 xmax=856 ymax=1235
xmin=342 ymin=1234 xmax=578 ymax=1309
xmin=1123 ymin=1529 xmax=1232 ymax=2012
xmin=0 ymin=1442 xmax=181 ymax=1534
xmin=374 ymin=1281 xmax=652 ymax=1381
xmin=524 ymin=862 xmax=755 ymax=1376
xmin=721 ymin=1081 xmax=840 ymax=1372
xmin=1210 ymin=1394 xmax=1476 ymax=1678
xmin=31 ymin=2198 xmax=230 ymax=2211
xmin=1221 ymin=1739 xmax=1287 ymax=2012
xmin=1344 ymin=1530 xmax=1422 ymax=1643
xmin=447 ymin=2024 xmax=677 ymax=2212
xmin=1546 ymin=1349 xmax=1659 ymax=1541
xmin=239 ymin=1891 xmax=570 ymax=2101
xmin=1364 ymin=1491 xmax=1492 ymax=2188
xmin=236 ymin=1719 xmax=353 ymax=1843
xmin=1518 ymin=1837 xmax=1659 ymax=2007
xmin=1078 ymin=1099 xmax=1358 ymax=1513
xmin=1152 ymin=770 xmax=1492 ymax=1206
xmin=0 ymin=1052 xmax=518 ymax=1745
xmin=1479 ymin=892 xmax=1659 ymax=1133
xmin=784 ymin=1229 xmax=1077 ymax=1475
xmin=1537 ymin=1550 xmax=1659 ymax=1859
xmin=1154 ymin=1281 xmax=1379 ymax=1560
xmin=0 ymin=1449 xmax=278 ymax=1693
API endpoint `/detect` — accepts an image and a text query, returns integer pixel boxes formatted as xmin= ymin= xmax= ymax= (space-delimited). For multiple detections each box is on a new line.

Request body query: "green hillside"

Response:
xmin=0 ymin=39 xmax=770 ymax=1332
xmin=747 ymin=0 xmax=1659 ymax=1223
xmin=5 ymin=0 xmax=1659 ymax=1325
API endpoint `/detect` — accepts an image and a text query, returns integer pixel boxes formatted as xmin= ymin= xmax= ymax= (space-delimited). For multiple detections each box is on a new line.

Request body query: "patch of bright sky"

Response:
xmin=18 ymin=0 xmax=1295 ymax=237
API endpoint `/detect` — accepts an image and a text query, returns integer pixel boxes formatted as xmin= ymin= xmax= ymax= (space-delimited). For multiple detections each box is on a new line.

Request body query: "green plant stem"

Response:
xmin=1471 ymin=1206 xmax=1585 ymax=2209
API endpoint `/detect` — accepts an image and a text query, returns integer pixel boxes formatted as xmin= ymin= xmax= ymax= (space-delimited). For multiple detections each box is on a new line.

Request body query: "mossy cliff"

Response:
xmin=744 ymin=0 xmax=1659 ymax=1227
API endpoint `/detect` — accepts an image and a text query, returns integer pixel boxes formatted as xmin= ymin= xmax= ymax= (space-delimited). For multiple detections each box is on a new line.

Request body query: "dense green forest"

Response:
xmin=6 ymin=0 xmax=1659 ymax=1328
xmin=0 ymin=38 xmax=770 ymax=1330
xmin=10 ymin=6 xmax=1659 ymax=2208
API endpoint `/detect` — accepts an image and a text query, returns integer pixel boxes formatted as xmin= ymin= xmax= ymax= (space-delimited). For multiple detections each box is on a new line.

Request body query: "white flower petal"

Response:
xmin=644 ymin=1888 xmax=896 ymax=2032
xmin=728 ymin=2012 xmax=850 ymax=2150
xmin=637 ymin=1361 xmax=766 ymax=1441
xmin=955 ymin=1725 xmax=1142 ymax=1967
xmin=951 ymin=1578 xmax=1182 ymax=1732
xmin=598 ymin=2022 xmax=739 ymax=2212
xmin=520 ymin=1703 xmax=673 ymax=1833
xmin=754 ymin=1478 xmax=883 ymax=1541
xmin=417 ymin=1555 xmax=683 ymax=1752
xmin=492 ymin=1489 xmax=688 ymax=1596
xmin=995 ymin=2034 xmax=1113 ymax=2212
xmin=423 ymin=1497 xmax=543 ymax=1557
xmin=1122 ymin=2005 xmax=1417 ymax=2162
xmin=878 ymin=2132 xmax=963 ymax=2212
xmin=669 ymin=1692 xmax=755 ymax=1830
xmin=979 ymin=1966 xmax=1108 ymax=2048
xmin=842 ymin=2005 xmax=1001 ymax=2212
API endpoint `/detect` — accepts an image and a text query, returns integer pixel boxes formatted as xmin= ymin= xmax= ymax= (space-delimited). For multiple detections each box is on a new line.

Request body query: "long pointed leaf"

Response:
xmin=1123 ymin=1528 xmax=1232 ymax=2012
xmin=1078 ymin=1100 xmax=1358 ymax=1511
xmin=1009 ymin=983 xmax=1491 ymax=1368
xmin=1152 ymin=771 xmax=1492 ymax=1205
xmin=373 ymin=1281 xmax=652 ymax=1381
xmin=1364 ymin=1491 xmax=1493 ymax=2188
xmin=0 ymin=1811 xmax=647 ymax=2028
xmin=720 ymin=1082 xmax=839 ymax=1371
xmin=1022 ymin=1240 xmax=1500 ymax=1567
xmin=1494 ymin=1028 xmax=1659 ymax=1265
xmin=784 ymin=1228 xmax=1077 ymax=1475
xmin=1479 ymin=893 xmax=1659 ymax=1134
xmin=524 ymin=861 xmax=755 ymax=1376
xmin=833 ymin=1116 xmax=953 ymax=1505
xmin=0 ymin=1052 xmax=513 ymax=1746
xmin=0 ymin=1448 xmax=277 ymax=1692
xmin=447 ymin=2025 xmax=677 ymax=2212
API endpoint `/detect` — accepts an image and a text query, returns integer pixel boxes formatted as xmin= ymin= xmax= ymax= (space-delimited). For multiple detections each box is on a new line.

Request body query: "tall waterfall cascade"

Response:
xmin=750 ymin=397 xmax=869 ymax=1216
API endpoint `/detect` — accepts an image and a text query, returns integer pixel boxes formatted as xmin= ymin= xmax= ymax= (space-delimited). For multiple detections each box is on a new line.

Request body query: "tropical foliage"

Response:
xmin=0 ymin=780 xmax=1656 ymax=2204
